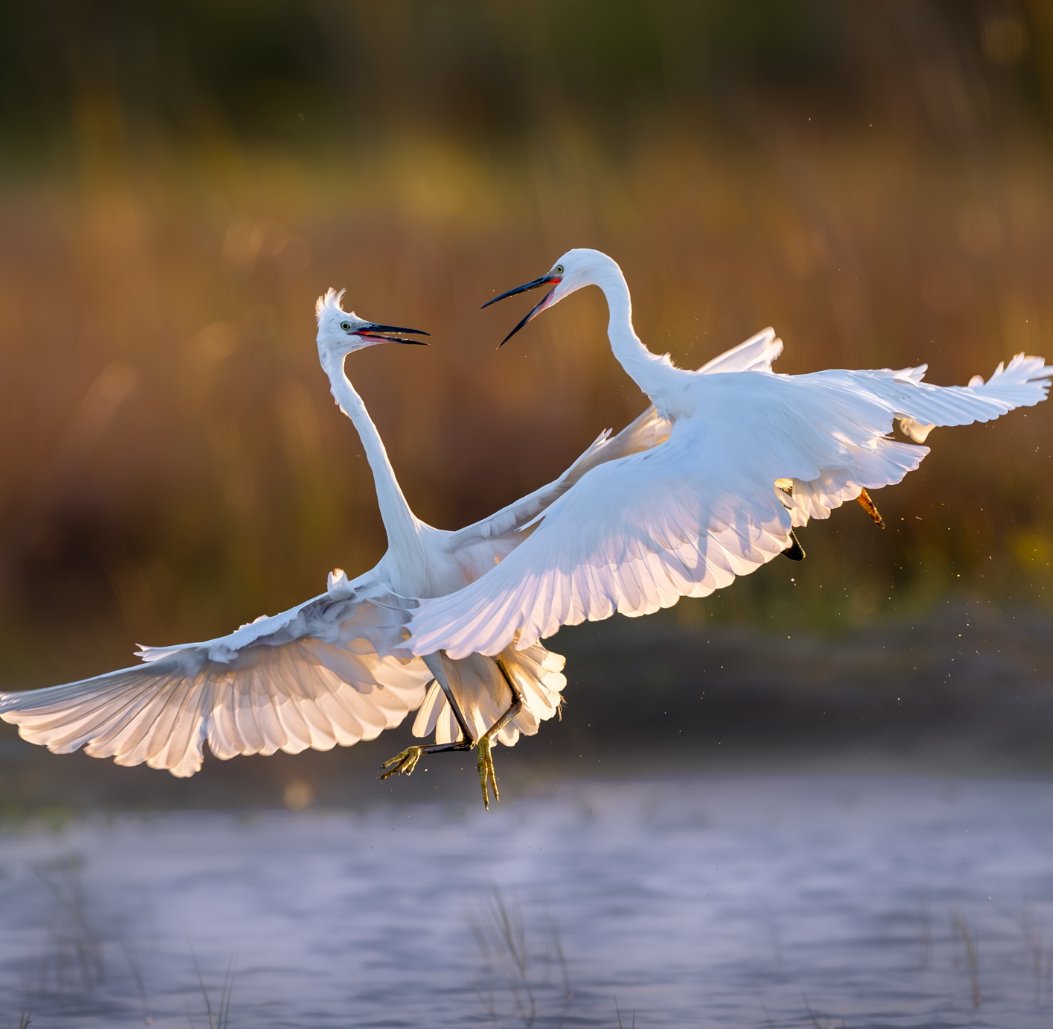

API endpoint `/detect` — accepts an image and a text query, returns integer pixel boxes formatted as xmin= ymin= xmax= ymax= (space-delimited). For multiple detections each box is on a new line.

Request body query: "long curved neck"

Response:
xmin=591 ymin=257 xmax=670 ymax=403
xmin=321 ymin=350 xmax=422 ymax=556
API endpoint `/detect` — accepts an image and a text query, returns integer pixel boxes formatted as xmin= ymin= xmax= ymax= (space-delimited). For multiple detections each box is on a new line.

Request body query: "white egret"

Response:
xmin=408 ymin=248 xmax=1053 ymax=659
xmin=0 ymin=288 xmax=655 ymax=806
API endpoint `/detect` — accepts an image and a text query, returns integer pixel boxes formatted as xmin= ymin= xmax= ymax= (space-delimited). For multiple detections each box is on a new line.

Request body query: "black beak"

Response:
xmin=482 ymin=274 xmax=562 ymax=348
xmin=357 ymin=323 xmax=431 ymax=346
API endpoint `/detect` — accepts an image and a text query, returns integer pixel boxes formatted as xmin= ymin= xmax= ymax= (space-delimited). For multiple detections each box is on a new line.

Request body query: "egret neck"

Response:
xmin=320 ymin=349 xmax=425 ymax=566
xmin=588 ymin=252 xmax=682 ymax=417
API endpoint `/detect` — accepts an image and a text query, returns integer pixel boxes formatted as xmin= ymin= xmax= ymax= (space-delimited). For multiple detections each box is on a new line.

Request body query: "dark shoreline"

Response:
xmin=2 ymin=603 xmax=1050 ymax=814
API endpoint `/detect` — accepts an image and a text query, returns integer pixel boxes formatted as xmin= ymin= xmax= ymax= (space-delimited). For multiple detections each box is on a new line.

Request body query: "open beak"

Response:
xmin=482 ymin=274 xmax=562 ymax=348
xmin=356 ymin=323 xmax=430 ymax=346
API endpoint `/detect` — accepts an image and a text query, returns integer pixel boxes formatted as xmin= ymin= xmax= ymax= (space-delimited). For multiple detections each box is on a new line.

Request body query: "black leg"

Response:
xmin=380 ymin=654 xmax=478 ymax=781
xmin=781 ymin=530 xmax=806 ymax=561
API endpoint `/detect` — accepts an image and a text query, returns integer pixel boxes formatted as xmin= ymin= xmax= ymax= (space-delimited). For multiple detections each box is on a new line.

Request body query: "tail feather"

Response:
xmin=411 ymin=644 xmax=566 ymax=748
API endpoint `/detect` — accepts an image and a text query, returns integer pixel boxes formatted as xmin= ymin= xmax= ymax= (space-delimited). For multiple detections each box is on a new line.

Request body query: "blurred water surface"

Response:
xmin=3 ymin=773 xmax=1053 ymax=1027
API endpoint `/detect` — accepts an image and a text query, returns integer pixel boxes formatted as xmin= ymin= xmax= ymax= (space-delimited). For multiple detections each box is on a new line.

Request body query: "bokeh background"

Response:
xmin=4 ymin=5 xmax=1053 ymax=1027
xmin=0 ymin=0 xmax=1051 ymax=806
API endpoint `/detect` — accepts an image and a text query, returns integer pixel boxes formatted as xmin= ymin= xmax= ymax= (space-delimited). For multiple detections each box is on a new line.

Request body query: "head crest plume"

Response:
xmin=315 ymin=287 xmax=348 ymax=323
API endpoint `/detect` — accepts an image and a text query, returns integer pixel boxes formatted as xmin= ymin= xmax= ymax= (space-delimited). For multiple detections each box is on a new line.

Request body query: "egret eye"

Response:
xmin=554 ymin=264 xmax=564 ymax=276
xmin=339 ymin=321 xmax=353 ymax=332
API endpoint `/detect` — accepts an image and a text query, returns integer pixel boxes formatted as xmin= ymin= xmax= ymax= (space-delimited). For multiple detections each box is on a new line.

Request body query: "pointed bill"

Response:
xmin=357 ymin=323 xmax=431 ymax=346
xmin=482 ymin=274 xmax=563 ymax=348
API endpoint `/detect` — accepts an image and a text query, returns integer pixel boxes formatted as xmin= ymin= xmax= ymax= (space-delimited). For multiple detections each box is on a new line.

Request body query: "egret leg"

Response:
xmin=856 ymin=488 xmax=885 ymax=528
xmin=379 ymin=731 xmax=474 ymax=779
xmin=781 ymin=530 xmax=806 ymax=561
xmin=380 ymin=655 xmax=476 ymax=781
xmin=473 ymin=658 xmax=526 ymax=810
xmin=775 ymin=483 xmax=805 ymax=560
xmin=475 ymin=736 xmax=498 ymax=810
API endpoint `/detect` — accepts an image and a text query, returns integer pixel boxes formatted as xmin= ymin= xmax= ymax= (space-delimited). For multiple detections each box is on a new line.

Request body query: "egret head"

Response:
xmin=314 ymin=288 xmax=429 ymax=359
xmin=483 ymin=248 xmax=616 ymax=347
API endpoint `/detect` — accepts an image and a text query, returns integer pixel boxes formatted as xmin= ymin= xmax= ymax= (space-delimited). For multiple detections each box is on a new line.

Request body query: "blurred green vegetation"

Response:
xmin=0 ymin=1 xmax=1051 ymax=691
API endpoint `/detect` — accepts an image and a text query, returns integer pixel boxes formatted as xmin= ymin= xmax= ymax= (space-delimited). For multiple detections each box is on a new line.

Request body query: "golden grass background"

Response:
xmin=0 ymin=1 xmax=1051 ymax=692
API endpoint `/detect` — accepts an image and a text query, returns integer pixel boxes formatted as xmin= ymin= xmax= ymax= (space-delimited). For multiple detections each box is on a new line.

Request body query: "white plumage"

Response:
xmin=0 ymin=581 xmax=427 ymax=778
xmin=0 ymin=289 xmax=649 ymax=802
xmin=408 ymin=248 xmax=1053 ymax=660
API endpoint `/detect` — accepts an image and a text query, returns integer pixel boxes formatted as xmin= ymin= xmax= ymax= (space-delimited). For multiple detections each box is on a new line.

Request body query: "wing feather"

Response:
xmin=696 ymin=327 xmax=783 ymax=374
xmin=799 ymin=354 xmax=1052 ymax=444
xmin=410 ymin=424 xmax=796 ymax=658
xmin=449 ymin=402 xmax=672 ymax=568
xmin=0 ymin=584 xmax=433 ymax=776
xmin=411 ymin=353 xmax=1051 ymax=659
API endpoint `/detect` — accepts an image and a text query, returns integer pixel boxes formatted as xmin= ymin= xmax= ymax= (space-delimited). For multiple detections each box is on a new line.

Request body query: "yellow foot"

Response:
xmin=857 ymin=488 xmax=885 ymax=528
xmin=477 ymin=736 xmax=500 ymax=810
xmin=380 ymin=745 xmax=424 ymax=781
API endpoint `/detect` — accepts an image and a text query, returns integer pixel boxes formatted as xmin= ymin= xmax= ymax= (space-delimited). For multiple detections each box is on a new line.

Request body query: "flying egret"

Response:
xmin=0 ymin=289 xmax=656 ymax=807
xmin=408 ymin=248 xmax=1053 ymax=660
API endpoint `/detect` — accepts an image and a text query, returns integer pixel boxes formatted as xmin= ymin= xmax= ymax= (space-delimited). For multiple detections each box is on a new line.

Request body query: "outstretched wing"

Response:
xmin=447 ymin=327 xmax=782 ymax=570
xmin=776 ymin=353 xmax=1053 ymax=524
xmin=410 ymin=353 xmax=1052 ymax=659
xmin=447 ymin=403 xmax=671 ymax=582
xmin=696 ymin=327 xmax=783 ymax=375
xmin=0 ymin=572 xmax=432 ymax=777
xmin=813 ymin=353 xmax=1052 ymax=441
xmin=411 ymin=421 xmax=796 ymax=659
